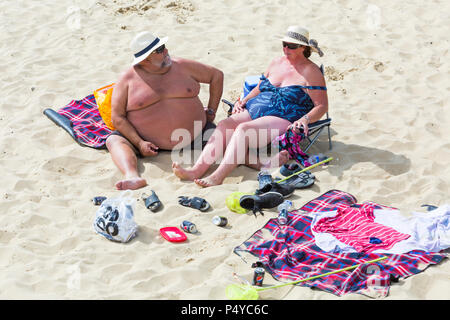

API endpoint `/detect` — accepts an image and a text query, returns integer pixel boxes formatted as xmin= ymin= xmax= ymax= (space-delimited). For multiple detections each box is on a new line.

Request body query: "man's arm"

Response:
xmin=110 ymin=73 xmax=158 ymax=156
xmin=178 ymin=58 xmax=224 ymax=121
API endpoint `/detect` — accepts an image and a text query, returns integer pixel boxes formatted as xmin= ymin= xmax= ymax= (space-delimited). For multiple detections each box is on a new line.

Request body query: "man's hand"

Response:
xmin=205 ymin=108 xmax=216 ymax=122
xmin=138 ymin=140 xmax=159 ymax=157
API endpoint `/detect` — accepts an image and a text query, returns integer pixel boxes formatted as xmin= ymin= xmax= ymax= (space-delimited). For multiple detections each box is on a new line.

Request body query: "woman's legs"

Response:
xmin=194 ymin=116 xmax=292 ymax=187
xmin=172 ymin=111 xmax=252 ymax=180
xmin=244 ymin=149 xmax=291 ymax=171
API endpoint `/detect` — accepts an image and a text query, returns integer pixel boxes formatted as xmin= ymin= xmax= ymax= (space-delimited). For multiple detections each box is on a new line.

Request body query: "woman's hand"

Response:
xmin=289 ymin=116 xmax=309 ymax=136
xmin=232 ymin=99 xmax=246 ymax=114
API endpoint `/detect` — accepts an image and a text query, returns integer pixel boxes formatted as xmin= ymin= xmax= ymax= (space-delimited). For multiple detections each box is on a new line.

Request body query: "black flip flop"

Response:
xmin=280 ymin=163 xmax=302 ymax=177
xmin=421 ymin=204 xmax=438 ymax=211
xmin=276 ymin=172 xmax=315 ymax=189
xmin=178 ymin=196 xmax=211 ymax=212
xmin=142 ymin=190 xmax=162 ymax=212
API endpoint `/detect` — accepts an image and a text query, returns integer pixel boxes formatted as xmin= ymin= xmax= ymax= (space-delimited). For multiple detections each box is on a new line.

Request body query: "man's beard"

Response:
xmin=161 ymin=55 xmax=172 ymax=68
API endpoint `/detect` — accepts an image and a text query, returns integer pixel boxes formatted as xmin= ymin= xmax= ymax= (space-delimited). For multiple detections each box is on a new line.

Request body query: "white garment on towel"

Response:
xmin=310 ymin=204 xmax=450 ymax=254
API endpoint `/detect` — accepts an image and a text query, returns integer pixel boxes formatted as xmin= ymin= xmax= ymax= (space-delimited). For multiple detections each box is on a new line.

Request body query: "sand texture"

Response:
xmin=0 ymin=0 xmax=448 ymax=299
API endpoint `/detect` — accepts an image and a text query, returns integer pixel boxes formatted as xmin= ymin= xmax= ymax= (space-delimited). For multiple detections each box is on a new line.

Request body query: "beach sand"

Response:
xmin=0 ymin=0 xmax=448 ymax=299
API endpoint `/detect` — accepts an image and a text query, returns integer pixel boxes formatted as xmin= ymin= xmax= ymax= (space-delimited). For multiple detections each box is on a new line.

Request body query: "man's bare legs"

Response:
xmin=106 ymin=135 xmax=147 ymax=190
xmin=194 ymin=116 xmax=292 ymax=187
xmin=172 ymin=111 xmax=252 ymax=180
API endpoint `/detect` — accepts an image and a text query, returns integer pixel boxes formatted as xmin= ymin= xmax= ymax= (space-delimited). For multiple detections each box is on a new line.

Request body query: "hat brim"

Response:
xmin=132 ymin=36 xmax=169 ymax=66
xmin=280 ymin=36 xmax=318 ymax=53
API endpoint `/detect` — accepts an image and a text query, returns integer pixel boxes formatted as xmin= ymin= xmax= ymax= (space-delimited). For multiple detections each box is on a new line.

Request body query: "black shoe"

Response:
xmin=255 ymin=182 xmax=295 ymax=198
xmin=239 ymin=192 xmax=284 ymax=216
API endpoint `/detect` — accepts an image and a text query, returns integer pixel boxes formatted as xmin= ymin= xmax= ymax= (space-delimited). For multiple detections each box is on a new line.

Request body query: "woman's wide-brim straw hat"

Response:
xmin=131 ymin=31 xmax=169 ymax=66
xmin=280 ymin=26 xmax=324 ymax=57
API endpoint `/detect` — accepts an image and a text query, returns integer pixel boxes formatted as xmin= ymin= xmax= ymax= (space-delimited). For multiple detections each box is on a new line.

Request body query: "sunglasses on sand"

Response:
xmin=282 ymin=42 xmax=302 ymax=50
xmin=153 ymin=44 xmax=166 ymax=54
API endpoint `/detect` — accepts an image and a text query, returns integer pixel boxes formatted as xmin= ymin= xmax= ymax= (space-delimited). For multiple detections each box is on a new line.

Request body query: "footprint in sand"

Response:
xmin=374 ymin=61 xmax=386 ymax=72
xmin=324 ymin=66 xmax=344 ymax=81
xmin=164 ymin=0 xmax=195 ymax=24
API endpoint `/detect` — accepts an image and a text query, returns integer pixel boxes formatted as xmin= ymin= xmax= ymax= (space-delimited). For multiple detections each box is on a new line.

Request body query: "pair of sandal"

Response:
xmin=178 ymin=196 xmax=211 ymax=212
xmin=277 ymin=163 xmax=315 ymax=189
xmin=257 ymin=167 xmax=315 ymax=190
xmin=142 ymin=191 xmax=211 ymax=212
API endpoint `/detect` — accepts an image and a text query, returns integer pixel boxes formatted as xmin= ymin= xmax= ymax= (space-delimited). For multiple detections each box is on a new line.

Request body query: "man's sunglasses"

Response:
xmin=282 ymin=42 xmax=302 ymax=50
xmin=153 ymin=44 xmax=166 ymax=54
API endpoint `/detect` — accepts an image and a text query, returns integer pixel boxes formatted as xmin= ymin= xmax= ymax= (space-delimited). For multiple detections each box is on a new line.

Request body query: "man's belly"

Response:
xmin=127 ymin=97 xmax=206 ymax=150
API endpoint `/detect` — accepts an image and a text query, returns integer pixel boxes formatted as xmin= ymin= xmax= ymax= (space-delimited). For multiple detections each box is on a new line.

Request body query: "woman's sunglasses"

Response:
xmin=154 ymin=44 xmax=166 ymax=54
xmin=282 ymin=42 xmax=302 ymax=50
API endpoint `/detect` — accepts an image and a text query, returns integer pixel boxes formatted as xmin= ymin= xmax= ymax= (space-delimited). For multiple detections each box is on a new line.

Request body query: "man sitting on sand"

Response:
xmin=107 ymin=31 xmax=223 ymax=190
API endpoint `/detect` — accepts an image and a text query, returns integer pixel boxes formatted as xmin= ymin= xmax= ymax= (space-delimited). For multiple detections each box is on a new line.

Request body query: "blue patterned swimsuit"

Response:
xmin=245 ymin=74 xmax=327 ymax=123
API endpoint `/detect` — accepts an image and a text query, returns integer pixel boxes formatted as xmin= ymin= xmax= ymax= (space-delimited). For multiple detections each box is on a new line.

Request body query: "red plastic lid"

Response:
xmin=159 ymin=227 xmax=187 ymax=242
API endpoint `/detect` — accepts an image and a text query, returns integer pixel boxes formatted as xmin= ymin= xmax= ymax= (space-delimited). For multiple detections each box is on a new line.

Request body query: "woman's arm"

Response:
xmin=289 ymin=64 xmax=329 ymax=136
xmin=233 ymin=60 xmax=276 ymax=113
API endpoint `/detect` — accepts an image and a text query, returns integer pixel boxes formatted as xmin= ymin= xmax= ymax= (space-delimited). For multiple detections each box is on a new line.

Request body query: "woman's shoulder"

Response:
xmin=303 ymin=61 xmax=326 ymax=85
xmin=267 ymin=56 xmax=287 ymax=68
xmin=304 ymin=60 xmax=323 ymax=73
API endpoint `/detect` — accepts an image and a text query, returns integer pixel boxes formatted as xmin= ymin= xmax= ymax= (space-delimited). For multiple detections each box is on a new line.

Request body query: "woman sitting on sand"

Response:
xmin=173 ymin=26 xmax=329 ymax=187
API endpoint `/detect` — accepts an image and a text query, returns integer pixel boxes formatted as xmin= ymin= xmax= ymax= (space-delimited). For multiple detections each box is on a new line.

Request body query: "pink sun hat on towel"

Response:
xmin=130 ymin=31 xmax=169 ymax=66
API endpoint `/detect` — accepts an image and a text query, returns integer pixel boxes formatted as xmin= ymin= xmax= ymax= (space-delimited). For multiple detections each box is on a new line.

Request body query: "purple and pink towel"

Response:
xmin=234 ymin=190 xmax=447 ymax=298
xmin=56 ymin=94 xmax=112 ymax=149
xmin=274 ymin=128 xmax=312 ymax=166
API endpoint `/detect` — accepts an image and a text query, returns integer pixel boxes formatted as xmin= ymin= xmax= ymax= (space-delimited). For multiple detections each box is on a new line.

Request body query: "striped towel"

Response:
xmin=57 ymin=94 xmax=112 ymax=148
xmin=234 ymin=190 xmax=447 ymax=298
xmin=312 ymin=206 xmax=411 ymax=253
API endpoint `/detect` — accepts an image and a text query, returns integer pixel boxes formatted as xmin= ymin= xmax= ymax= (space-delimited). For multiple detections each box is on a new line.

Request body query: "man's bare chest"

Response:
xmin=127 ymin=73 xmax=200 ymax=110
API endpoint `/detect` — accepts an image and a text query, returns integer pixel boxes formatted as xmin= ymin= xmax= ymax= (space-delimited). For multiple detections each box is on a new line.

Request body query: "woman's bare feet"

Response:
xmin=172 ymin=162 xmax=205 ymax=181
xmin=261 ymin=150 xmax=290 ymax=169
xmin=115 ymin=177 xmax=147 ymax=190
xmin=194 ymin=176 xmax=223 ymax=188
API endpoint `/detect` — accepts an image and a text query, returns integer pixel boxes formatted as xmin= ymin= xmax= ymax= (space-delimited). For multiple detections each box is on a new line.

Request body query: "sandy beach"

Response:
xmin=0 ymin=0 xmax=449 ymax=300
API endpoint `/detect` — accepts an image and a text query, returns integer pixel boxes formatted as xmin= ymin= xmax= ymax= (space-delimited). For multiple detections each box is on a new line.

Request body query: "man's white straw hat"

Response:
xmin=130 ymin=31 xmax=168 ymax=66
xmin=280 ymin=26 xmax=324 ymax=57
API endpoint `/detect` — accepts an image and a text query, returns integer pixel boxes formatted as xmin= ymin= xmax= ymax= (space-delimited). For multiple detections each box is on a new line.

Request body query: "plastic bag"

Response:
xmin=93 ymin=190 xmax=138 ymax=243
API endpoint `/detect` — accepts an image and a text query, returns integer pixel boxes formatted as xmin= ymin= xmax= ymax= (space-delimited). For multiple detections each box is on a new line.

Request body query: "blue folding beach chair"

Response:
xmin=221 ymin=65 xmax=332 ymax=152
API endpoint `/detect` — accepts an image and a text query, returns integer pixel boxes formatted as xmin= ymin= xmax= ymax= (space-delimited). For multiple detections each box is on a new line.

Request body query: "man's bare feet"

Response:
xmin=172 ymin=162 xmax=203 ymax=181
xmin=261 ymin=150 xmax=290 ymax=169
xmin=115 ymin=177 xmax=147 ymax=190
xmin=194 ymin=176 xmax=222 ymax=188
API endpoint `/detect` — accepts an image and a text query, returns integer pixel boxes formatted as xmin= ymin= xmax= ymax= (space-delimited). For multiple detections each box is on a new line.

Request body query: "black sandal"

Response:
xmin=276 ymin=172 xmax=315 ymax=189
xmin=178 ymin=196 xmax=211 ymax=212
xmin=142 ymin=190 xmax=162 ymax=212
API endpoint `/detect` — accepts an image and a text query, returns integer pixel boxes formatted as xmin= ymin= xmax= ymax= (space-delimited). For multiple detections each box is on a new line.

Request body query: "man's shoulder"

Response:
xmin=171 ymin=56 xmax=200 ymax=66
xmin=117 ymin=67 xmax=134 ymax=81
xmin=115 ymin=67 xmax=137 ymax=87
